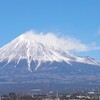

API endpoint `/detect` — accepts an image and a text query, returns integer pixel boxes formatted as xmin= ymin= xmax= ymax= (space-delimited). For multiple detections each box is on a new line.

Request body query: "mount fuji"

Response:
xmin=0 ymin=33 xmax=100 ymax=93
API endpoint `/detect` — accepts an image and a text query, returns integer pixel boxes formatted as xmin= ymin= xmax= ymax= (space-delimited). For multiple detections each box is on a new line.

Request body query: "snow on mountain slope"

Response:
xmin=0 ymin=33 xmax=99 ymax=71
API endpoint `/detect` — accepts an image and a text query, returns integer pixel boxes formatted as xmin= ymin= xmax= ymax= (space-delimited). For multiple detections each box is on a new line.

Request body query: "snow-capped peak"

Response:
xmin=0 ymin=33 xmax=71 ymax=71
xmin=0 ymin=33 xmax=99 ymax=71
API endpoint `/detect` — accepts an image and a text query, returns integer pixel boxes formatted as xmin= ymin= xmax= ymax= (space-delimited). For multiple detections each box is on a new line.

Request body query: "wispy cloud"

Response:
xmin=97 ymin=28 xmax=100 ymax=35
xmin=22 ymin=30 xmax=100 ymax=52
xmin=88 ymin=42 xmax=100 ymax=50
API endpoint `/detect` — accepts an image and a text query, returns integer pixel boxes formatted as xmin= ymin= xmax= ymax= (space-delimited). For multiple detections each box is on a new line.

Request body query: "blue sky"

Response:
xmin=0 ymin=0 xmax=100 ymax=60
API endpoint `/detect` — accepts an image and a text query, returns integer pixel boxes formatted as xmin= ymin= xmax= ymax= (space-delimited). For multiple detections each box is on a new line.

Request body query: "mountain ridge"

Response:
xmin=0 ymin=33 xmax=99 ymax=72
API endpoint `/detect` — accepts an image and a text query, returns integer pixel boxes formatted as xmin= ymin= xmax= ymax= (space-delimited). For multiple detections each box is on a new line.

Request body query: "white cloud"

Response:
xmin=22 ymin=30 xmax=100 ymax=52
